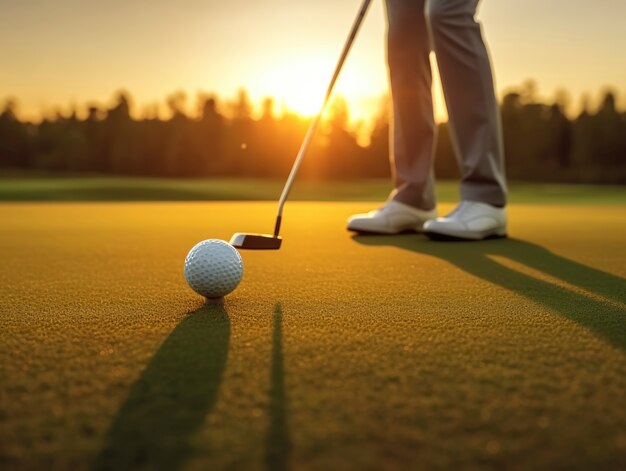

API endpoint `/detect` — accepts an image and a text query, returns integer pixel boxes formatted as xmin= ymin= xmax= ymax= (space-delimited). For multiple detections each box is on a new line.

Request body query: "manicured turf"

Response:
xmin=2 ymin=175 xmax=626 ymax=205
xmin=1 ymin=202 xmax=625 ymax=470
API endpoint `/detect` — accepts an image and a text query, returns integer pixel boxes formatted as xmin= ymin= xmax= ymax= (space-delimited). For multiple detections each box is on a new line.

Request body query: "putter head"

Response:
xmin=230 ymin=233 xmax=282 ymax=250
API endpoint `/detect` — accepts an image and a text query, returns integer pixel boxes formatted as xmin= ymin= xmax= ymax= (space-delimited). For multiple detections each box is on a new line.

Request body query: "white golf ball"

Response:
xmin=184 ymin=239 xmax=243 ymax=299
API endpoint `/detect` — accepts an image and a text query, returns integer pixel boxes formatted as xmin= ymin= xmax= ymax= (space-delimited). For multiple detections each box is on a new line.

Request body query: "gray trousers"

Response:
xmin=386 ymin=0 xmax=507 ymax=209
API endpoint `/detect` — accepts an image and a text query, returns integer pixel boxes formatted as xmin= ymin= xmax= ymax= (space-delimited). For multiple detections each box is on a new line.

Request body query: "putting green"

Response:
xmin=1 ymin=202 xmax=625 ymax=470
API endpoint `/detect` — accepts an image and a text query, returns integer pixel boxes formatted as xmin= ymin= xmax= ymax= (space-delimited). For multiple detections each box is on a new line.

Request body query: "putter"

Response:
xmin=230 ymin=0 xmax=373 ymax=250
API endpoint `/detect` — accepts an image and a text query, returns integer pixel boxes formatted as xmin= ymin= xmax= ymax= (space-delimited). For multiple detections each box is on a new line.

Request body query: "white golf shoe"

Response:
xmin=347 ymin=200 xmax=437 ymax=234
xmin=423 ymin=201 xmax=507 ymax=240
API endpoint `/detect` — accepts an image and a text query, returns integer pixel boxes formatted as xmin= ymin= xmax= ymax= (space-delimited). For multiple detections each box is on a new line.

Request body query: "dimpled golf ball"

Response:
xmin=184 ymin=239 xmax=243 ymax=299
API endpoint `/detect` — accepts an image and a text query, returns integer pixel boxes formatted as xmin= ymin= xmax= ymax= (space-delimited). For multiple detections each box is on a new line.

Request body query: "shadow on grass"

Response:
xmin=93 ymin=303 xmax=230 ymax=471
xmin=266 ymin=303 xmax=292 ymax=471
xmin=353 ymin=236 xmax=626 ymax=351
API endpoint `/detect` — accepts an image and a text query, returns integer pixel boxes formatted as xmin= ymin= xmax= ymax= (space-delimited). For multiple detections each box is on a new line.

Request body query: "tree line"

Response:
xmin=1 ymin=83 xmax=625 ymax=183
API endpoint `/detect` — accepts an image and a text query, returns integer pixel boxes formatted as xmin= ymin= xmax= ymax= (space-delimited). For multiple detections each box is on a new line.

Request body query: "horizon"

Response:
xmin=2 ymin=81 xmax=622 ymax=123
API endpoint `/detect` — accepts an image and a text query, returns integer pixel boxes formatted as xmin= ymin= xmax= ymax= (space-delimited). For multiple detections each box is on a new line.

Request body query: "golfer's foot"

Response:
xmin=347 ymin=201 xmax=437 ymax=234
xmin=423 ymin=201 xmax=507 ymax=241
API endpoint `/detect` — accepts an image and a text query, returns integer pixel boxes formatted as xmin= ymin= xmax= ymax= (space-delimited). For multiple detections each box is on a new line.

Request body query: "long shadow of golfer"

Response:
xmin=266 ymin=303 xmax=292 ymax=471
xmin=353 ymin=236 xmax=626 ymax=351
xmin=93 ymin=303 xmax=230 ymax=471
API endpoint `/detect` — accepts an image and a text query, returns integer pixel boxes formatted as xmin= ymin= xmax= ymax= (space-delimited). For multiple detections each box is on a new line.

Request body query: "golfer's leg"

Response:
xmin=385 ymin=0 xmax=436 ymax=211
xmin=426 ymin=0 xmax=507 ymax=206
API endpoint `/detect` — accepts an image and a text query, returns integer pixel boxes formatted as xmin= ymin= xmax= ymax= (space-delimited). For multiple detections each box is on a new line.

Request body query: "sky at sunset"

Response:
xmin=1 ymin=0 xmax=625 ymax=122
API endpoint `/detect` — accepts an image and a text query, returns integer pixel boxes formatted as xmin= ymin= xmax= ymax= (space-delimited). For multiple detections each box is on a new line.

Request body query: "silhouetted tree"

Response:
xmin=547 ymin=103 xmax=572 ymax=168
xmin=225 ymin=89 xmax=254 ymax=176
xmin=317 ymin=98 xmax=364 ymax=179
xmin=571 ymin=98 xmax=594 ymax=171
xmin=248 ymin=98 xmax=279 ymax=177
xmin=0 ymin=99 xmax=31 ymax=168
xmin=197 ymin=96 xmax=225 ymax=176
xmin=103 ymin=92 xmax=135 ymax=174
xmin=162 ymin=91 xmax=193 ymax=176
xmin=82 ymin=105 xmax=106 ymax=172
xmin=592 ymin=91 xmax=626 ymax=168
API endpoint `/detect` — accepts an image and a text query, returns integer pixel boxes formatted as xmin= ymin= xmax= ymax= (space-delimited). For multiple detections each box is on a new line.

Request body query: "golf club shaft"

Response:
xmin=273 ymin=0 xmax=373 ymax=237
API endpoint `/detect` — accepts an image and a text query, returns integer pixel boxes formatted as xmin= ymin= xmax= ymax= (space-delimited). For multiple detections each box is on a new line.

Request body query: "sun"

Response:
xmin=255 ymin=55 xmax=331 ymax=116
xmin=254 ymin=52 xmax=379 ymax=118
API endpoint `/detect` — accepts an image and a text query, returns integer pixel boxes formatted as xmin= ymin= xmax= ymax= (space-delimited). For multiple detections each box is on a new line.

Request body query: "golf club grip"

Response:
xmin=275 ymin=0 xmax=373 ymax=225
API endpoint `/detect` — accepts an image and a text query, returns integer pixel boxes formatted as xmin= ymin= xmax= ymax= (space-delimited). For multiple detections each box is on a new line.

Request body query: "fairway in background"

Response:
xmin=1 ymin=176 xmax=625 ymax=205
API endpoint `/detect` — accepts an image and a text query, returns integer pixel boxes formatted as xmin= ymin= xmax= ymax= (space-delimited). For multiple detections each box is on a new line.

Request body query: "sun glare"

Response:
xmin=256 ymin=56 xmax=330 ymax=117
xmin=254 ymin=53 xmax=379 ymax=119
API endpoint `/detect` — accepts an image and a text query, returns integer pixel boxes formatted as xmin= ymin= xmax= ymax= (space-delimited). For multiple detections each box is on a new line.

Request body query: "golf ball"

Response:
xmin=184 ymin=239 xmax=243 ymax=299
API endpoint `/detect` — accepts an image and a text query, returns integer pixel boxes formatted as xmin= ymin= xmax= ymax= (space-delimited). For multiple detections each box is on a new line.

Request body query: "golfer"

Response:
xmin=348 ymin=0 xmax=507 ymax=240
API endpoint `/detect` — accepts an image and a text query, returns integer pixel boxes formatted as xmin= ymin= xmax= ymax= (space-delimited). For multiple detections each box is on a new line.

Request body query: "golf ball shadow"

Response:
xmin=184 ymin=239 xmax=243 ymax=300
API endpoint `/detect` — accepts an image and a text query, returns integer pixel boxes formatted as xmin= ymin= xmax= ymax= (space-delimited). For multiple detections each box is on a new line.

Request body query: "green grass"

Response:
xmin=1 ymin=201 xmax=625 ymax=470
xmin=1 ymin=175 xmax=625 ymax=204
